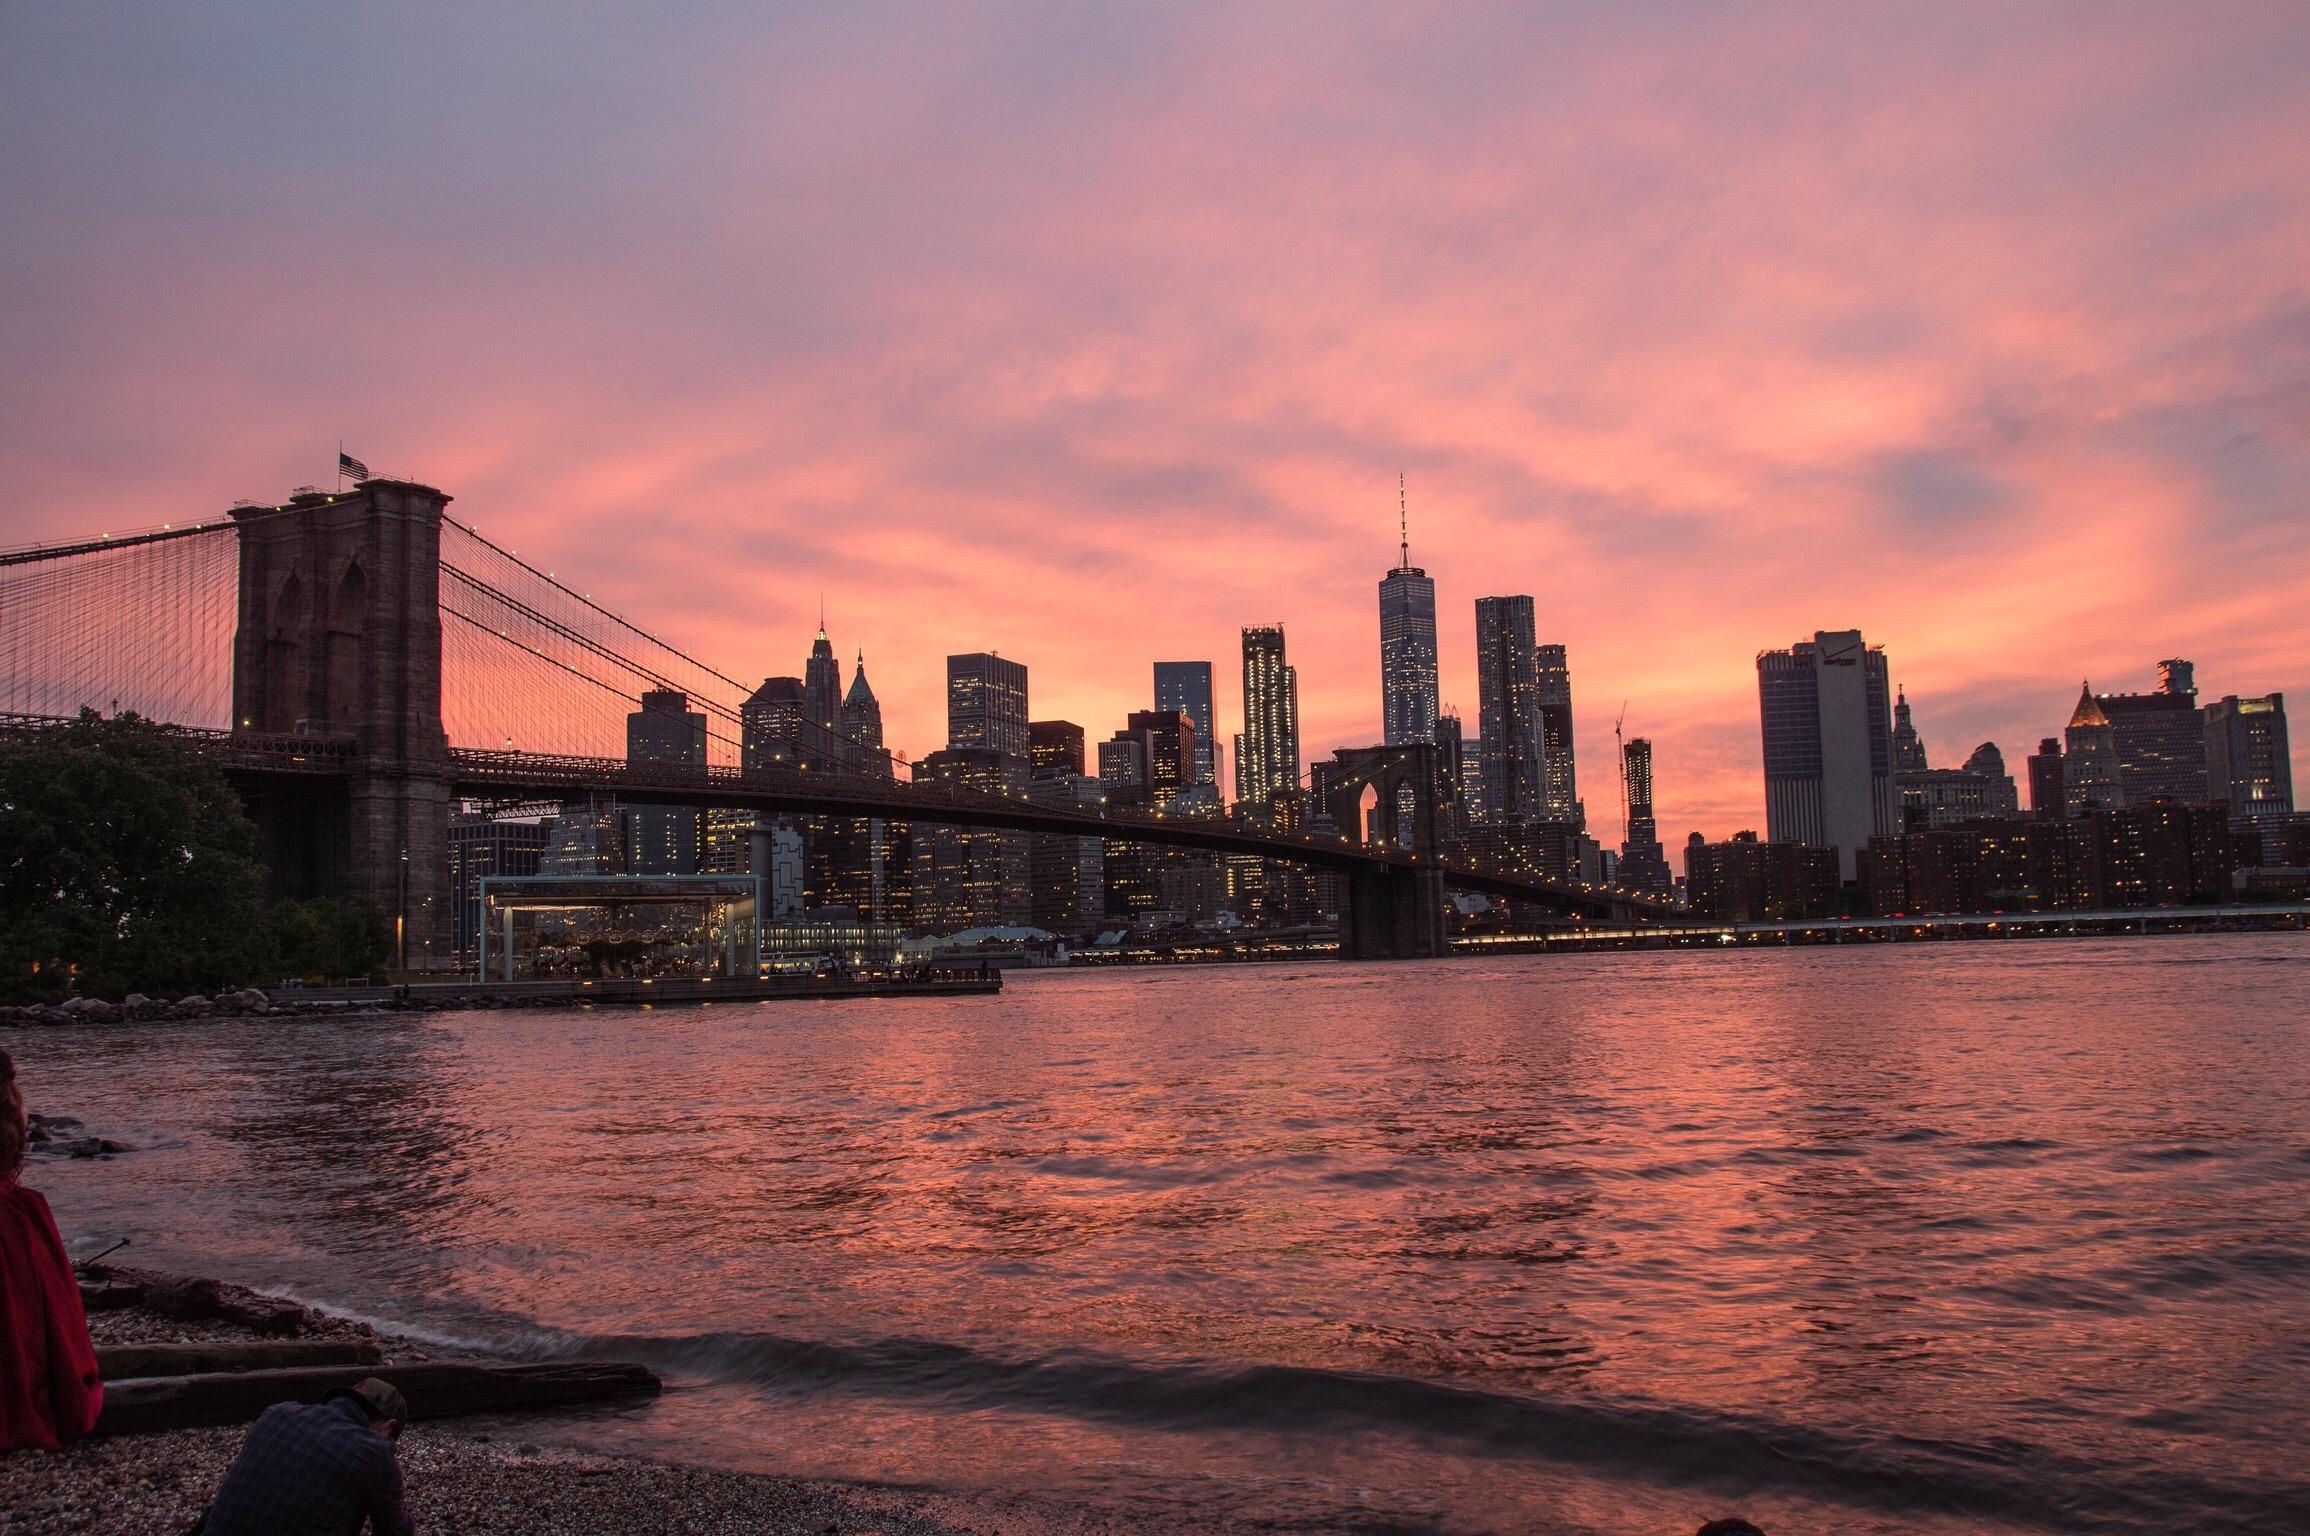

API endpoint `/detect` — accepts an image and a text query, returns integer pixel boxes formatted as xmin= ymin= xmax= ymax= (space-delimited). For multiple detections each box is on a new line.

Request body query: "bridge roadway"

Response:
xmin=441 ymin=747 xmax=1662 ymax=920
xmin=0 ymin=716 xmax=1661 ymax=922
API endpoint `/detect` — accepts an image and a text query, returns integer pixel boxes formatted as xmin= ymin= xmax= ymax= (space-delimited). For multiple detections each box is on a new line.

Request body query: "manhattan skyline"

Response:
xmin=3 ymin=5 xmax=2306 ymax=843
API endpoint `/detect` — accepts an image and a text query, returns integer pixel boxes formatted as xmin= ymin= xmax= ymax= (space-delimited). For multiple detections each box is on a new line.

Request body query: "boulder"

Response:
xmin=60 ymin=996 xmax=101 ymax=1015
xmin=232 ymin=988 xmax=269 ymax=1009
xmin=60 ymin=1136 xmax=131 ymax=1159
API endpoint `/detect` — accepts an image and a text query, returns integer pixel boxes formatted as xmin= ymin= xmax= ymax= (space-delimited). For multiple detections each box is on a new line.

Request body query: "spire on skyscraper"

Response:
xmin=1398 ymin=472 xmax=1409 ymax=571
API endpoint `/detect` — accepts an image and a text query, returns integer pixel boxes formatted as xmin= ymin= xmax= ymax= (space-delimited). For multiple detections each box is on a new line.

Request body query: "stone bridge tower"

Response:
xmin=230 ymin=481 xmax=453 ymax=968
xmin=1322 ymin=743 xmax=1449 ymax=960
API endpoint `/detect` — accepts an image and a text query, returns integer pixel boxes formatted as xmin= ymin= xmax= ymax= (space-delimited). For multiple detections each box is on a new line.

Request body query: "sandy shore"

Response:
xmin=1 ymin=1297 xmax=1113 ymax=1536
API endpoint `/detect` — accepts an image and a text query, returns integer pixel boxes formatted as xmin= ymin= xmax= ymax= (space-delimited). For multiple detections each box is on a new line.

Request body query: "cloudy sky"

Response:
xmin=5 ymin=3 xmax=2305 ymax=852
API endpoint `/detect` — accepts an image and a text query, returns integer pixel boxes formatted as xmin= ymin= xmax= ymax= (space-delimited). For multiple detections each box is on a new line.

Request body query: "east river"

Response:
xmin=24 ymin=939 xmax=2310 ymax=1534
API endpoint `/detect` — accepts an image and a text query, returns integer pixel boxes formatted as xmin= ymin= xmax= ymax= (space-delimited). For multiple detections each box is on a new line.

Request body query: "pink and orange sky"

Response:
xmin=4 ymin=3 xmax=2306 ymax=854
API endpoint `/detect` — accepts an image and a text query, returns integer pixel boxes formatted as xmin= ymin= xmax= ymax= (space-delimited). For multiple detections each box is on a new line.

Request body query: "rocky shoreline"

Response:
xmin=0 ymin=988 xmax=405 ymax=1029
xmin=0 ymin=985 xmax=610 ymax=1030
xmin=1 ymin=1274 xmax=1098 ymax=1536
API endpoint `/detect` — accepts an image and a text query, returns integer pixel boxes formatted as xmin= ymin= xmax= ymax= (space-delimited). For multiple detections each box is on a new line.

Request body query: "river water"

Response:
xmin=21 ymin=939 xmax=2310 ymax=1534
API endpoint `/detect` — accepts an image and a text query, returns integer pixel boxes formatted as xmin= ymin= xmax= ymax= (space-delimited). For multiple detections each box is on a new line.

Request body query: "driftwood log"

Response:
xmin=76 ymin=1266 xmax=311 ymax=1336
xmin=97 ymin=1339 xmax=385 ymax=1380
xmin=95 ymin=1361 xmax=663 ymax=1436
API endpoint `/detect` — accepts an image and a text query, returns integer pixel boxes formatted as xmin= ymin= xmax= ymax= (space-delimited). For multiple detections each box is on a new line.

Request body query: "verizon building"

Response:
xmin=1757 ymin=630 xmax=1896 ymax=882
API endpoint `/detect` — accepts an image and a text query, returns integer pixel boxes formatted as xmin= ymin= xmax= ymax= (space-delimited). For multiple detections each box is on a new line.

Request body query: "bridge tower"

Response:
xmin=1322 ymin=743 xmax=1449 ymax=960
xmin=230 ymin=481 xmax=453 ymax=967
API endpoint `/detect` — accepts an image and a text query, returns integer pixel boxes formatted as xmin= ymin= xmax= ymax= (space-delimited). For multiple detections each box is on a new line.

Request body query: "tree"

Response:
xmin=272 ymin=897 xmax=392 ymax=983
xmin=0 ymin=712 xmax=277 ymax=1001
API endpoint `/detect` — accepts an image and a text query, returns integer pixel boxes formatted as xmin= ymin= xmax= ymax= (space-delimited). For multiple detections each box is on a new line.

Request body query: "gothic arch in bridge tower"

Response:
xmin=264 ymin=571 xmax=305 ymax=730
xmin=1321 ymin=743 xmax=1449 ymax=959
xmin=326 ymin=559 xmax=367 ymax=735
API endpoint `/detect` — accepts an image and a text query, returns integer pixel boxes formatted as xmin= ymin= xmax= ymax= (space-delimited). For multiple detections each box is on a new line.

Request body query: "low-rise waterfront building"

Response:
xmin=1684 ymin=832 xmax=1843 ymax=923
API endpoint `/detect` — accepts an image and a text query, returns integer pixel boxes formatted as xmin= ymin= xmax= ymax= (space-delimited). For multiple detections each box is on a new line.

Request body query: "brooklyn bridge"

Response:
xmin=2 ymin=478 xmax=1671 ymax=962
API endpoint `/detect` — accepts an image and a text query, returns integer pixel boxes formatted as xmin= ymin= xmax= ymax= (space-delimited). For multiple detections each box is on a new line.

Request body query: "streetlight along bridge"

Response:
xmin=1 ymin=478 xmax=1670 ymax=962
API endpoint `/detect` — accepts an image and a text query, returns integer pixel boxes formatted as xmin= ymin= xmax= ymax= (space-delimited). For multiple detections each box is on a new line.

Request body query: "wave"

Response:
xmin=506 ymin=1327 xmax=2302 ymax=1536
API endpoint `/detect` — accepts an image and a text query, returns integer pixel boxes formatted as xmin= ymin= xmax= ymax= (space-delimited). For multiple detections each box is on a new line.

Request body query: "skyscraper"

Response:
xmin=841 ymin=652 xmax=883 ymax=761
xmin=1536 ymin=643 xmax=1579 ymax=828
xmin=1474 ymin=597 xmax=1542 ymax=825
xmin=1026 ymin=720 xmax=1098 ymax=934
xmin=805 ymin=623 xmax=843 ymax=731
xmin=1756 ymin=629 xmax=1896 ymax=881
xmin=1434 ymin=709 xmax=1468 ymax=835
xmin=1891 ymin=687 xmax=1929 ymax=772
xmin=1029 ymin=720 xmax=1086 ymax=780
xmin=1238 ymin=625 xmax=1300 ymax=817
xmin=1616 ymin=736 xmax=1672 ymax=894
xmin=2095 ymin=662 xmax=2207 ymax=805
xmin=1154 ymin=661 xmax=1218 ymax=787
xmin=626 ymin=688 xmax=706 ymax=875
xmin=2062 ymin=683 xmax=2125 ymax=815
xmin=1378 ymin=480 xmax=1439 ymax=747
xmin=2205 ymin=694 xmax=2292 ymax=820
xmin=2027 ymin=738 xmax=2064 ymax=819
xmin=742 ymin=677 xmax=810 ymax=768
xmin=910 ymin=747 xmax=1030 ymax=929
xmin=1124 ymin=710 xmax=1196 ymax=802
xmin=947 ymin=653 xmax=1029 ymax=760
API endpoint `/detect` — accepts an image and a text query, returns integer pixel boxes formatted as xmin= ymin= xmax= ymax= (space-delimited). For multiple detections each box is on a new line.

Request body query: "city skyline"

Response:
xmin=4 ymin=6 xmax=2307 ymax=849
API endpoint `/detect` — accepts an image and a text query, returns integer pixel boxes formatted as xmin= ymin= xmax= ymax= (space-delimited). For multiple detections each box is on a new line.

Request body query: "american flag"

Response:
xmin=338 ymin=450 xmax=370 ymax=481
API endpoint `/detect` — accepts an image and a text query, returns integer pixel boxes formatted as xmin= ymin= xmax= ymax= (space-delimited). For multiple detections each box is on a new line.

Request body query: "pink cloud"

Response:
xmin=4 ymin=4 xmax=2307 ymax=861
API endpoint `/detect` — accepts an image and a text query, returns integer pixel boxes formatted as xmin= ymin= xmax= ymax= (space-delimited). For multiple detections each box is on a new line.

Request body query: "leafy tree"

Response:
xmin=0 ymin=712 xmax=274 ymax=1001
xmin=272 ymin=897 xmax=391 ymax=983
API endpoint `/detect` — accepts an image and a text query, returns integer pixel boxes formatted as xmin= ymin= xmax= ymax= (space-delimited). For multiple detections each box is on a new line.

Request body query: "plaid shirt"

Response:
xmin=201 ymin=1397 xmax=414 ymax=1536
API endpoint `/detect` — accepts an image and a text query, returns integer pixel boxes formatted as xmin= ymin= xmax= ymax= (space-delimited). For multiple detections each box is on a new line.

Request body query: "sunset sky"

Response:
xmin=4 ymin=3 xmax=2306 ymax=853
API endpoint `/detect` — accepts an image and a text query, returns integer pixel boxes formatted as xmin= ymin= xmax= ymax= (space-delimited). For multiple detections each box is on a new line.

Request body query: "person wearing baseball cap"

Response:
xmin=192 ymin=1376 xmax=415 ymax=1535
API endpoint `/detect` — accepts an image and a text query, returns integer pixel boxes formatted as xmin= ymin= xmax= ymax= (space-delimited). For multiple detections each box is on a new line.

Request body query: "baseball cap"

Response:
xmin=327 ymin=1377 xmax=410 ymax=1430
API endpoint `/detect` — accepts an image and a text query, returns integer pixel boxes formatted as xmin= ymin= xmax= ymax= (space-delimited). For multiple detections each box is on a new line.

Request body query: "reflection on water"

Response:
xmin=24 ymin=938 xmax=2310 ymax=1534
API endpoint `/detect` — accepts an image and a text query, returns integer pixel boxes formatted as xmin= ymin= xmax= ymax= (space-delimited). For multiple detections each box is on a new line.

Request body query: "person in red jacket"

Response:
xmin=0 ymin=1047 xmax=104 ymax=1450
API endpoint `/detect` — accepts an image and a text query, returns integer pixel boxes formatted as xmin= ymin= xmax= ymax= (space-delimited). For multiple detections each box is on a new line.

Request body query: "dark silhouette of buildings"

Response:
xmin=2095 ymin=662 xmax=2208 ymax=806
xmin=1237 ymin=625 xmax=1300 ymax=818
xmin=1864 ymin=803 xmax=2232 ymax=916
xmin=1757 ymin=630 xmax=1895 ymax=881
xmin=1891 ymin=687 xmax=1929 ymax=773
xmin=2027 ymin=737 xmax=2064 ymax=819
xmin=1684 ymin=832 xmax=1842 ymax=922
xmin=2062 ymin=683 xmax=2124 ymax=814
xmin=1616 ymin=736 xmax=1671 ymax=894
xmin=841 ymin=652 xmax=883 ymax=756
xmin=1474 ymin=596 xmax=1542 ymax=825
xmin=947 ymin=652 xmax=1030 ymax=761
xmin=1029 ymin=719 xmax=1086 ymax=780
xmin=448 ymin=814 xmax=551 ymax=966
xmin=1536 ymin=643 xmax=1580 ymax=828
xmin=1378 ymin=484 xmax=1439 ymax=748
xmin=1153 ymin=661 xmax=1218 ymax=789
xmin=911 ymin=746 xmax=1029 ymax=928
xmin=626 ymin=689 xmax=706 ymax=875
xmin=805 ymin=623 xmax=843 ymax=731
xmin=2205 ymin=693 xmax=2292 ymax=821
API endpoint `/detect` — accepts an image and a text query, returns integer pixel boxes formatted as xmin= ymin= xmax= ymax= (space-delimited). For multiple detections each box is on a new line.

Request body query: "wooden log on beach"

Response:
xmin=83 ymin=1266 xmax=312 ymax=1335
xmin=97 ymin=1339 xmax=385 ymax=1381
xmin=94 ymin=1361 xmax=663 ymax=1437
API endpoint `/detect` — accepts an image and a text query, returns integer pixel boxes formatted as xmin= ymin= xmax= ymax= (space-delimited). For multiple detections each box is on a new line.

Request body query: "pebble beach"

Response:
xmin=1 ymin=1295 xmax=1114 ymax=1536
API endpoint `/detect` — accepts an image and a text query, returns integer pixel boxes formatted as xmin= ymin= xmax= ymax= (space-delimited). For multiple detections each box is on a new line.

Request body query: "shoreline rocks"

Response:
xmin=11 ymin=1273 xmax=1024 ymax=1536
